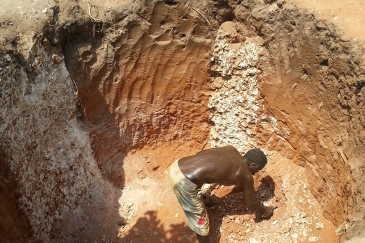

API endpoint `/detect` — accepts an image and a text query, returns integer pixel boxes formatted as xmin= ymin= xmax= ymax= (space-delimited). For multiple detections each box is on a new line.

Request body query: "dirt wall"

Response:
xmin=0 ymin=32 xmax=124 ymax=242
xmin=0 ymin=0 xmax=364 ymax=242
xmin=238 ymin=3 xmax=365 ymax=239
xmin=62 ymin=0 xmax=214 ymax=188
xmin=207 ymin=2 xmax=365 ymax=239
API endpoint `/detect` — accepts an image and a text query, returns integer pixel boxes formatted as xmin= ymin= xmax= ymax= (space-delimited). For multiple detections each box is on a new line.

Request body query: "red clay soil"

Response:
xmin=1 ymin=0 xmax=365 ymax=243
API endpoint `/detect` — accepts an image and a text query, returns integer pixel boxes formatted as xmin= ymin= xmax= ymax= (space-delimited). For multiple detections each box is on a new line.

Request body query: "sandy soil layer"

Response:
xmin=288 ymin=0 xmax=365 ymax=42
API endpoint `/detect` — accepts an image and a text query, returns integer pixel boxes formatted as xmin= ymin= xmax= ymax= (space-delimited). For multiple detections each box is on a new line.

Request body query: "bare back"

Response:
xmin=176 ymin=145 xmax=271 ymax=219
xmin=178 ymin=145 xmax=252 ymax=187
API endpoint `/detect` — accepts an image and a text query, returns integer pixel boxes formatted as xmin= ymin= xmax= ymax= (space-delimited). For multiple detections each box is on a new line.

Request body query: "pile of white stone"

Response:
xmin=208 ymin=22 xmax=263 ymax=153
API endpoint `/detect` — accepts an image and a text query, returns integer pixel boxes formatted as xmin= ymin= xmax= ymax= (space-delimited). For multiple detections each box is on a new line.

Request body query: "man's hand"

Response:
xmin=203 ymin=195 xmax=219 ymax=208
xmin=261 ymin=205 xmax=277 ymax=218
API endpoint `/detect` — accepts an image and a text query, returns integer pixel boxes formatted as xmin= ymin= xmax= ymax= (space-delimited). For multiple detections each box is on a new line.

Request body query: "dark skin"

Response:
xmin=178 ymin=146 xmax=275 ymax=243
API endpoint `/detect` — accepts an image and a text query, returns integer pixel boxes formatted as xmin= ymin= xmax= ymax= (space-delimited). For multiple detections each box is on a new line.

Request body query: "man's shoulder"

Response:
xmin=199 ymin=145 xmax=239 ymax=153
xmin=218 ymin=145 xmax=237 ymax=150
xmin=196 ymin=145 xmax=240 ymax=159
xmin=229 ymin=162 xmax=253 ymax=185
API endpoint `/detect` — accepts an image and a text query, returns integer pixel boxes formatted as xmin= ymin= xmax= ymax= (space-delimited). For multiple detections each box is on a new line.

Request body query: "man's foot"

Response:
xmin=203 ymin=195 xmax=219 ymax=207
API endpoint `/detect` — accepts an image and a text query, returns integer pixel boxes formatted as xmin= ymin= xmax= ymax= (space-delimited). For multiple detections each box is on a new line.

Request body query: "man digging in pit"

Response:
xmin=168 ymin=145 xmax=276 ymax=243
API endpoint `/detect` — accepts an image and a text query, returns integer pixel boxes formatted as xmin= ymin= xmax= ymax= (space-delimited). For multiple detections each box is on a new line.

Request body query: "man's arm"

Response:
xmin=242 ymin=173 xmax=274 ymax=217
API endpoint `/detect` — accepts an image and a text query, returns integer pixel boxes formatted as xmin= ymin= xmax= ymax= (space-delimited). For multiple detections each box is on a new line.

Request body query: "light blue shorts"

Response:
xmin=168 ymin=160 xmax=209 ymax=236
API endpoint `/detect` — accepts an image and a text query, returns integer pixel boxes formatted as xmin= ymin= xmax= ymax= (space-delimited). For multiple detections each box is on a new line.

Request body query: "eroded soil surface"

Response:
xmin=1 ymin=0 xmax=365 ymax=243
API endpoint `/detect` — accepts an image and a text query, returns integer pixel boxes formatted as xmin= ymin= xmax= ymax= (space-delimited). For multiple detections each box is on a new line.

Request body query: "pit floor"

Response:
xmin=116 ymin=143 xmax=338 ymax=243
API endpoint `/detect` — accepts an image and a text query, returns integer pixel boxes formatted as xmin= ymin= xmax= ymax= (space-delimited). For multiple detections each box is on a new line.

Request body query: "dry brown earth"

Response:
xmin=0 ymin=0 xmax=365 ymax=243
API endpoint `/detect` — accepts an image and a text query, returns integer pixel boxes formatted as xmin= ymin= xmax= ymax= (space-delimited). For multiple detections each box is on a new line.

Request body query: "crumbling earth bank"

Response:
xmin=0 ymin=0 xmax=364 ymax=243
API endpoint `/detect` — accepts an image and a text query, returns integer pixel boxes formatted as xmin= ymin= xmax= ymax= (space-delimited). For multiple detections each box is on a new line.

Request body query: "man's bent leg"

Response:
xmin=168 ymin=160 xmax=209 ymax=240
xmin=197 ymin=234 xmax=209 ymax=243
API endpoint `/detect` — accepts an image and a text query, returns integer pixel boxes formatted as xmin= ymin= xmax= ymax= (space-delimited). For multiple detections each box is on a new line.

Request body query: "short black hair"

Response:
xmin=243 ymin=148 xmax=267 ymax=169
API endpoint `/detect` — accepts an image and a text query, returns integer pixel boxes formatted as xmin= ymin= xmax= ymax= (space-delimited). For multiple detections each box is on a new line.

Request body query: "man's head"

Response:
xmin=243 ymin=148 xmax=267 ymax=175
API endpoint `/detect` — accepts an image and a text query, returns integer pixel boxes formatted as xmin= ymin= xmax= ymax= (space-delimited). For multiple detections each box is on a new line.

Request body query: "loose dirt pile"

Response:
xmin=0 ymin=0 xmax=364 ymax=243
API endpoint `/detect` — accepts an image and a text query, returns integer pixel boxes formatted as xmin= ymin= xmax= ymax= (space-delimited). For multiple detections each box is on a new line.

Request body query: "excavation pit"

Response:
xmin=0 ymin=0 xmax=365 ymax=243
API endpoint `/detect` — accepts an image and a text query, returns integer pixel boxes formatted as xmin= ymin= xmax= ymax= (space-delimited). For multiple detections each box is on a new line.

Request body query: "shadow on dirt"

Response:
xmin=60 ymin=26 xmax=129 ymax=241
xmin=118 ymin=176 xmax=275 ymax=243
xmin=118 ymin=210 xmax=197 ymax=243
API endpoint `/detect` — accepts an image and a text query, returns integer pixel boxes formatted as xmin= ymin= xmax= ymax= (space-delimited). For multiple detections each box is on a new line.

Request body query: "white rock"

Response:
xmin=249 ymin=238 xmax=260 ymax=243
xmin=309 ymin=236 xmax=318 ymax=241
xmin=315 ymin=222 xmax=324 ymax=229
